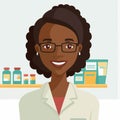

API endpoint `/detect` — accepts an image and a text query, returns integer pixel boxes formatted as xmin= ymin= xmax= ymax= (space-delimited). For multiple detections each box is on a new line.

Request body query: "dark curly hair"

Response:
xmin=26 ymin=4 xmax=92 ymax=78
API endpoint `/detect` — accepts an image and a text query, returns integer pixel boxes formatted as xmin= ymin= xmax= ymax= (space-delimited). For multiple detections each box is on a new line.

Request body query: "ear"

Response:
xmin=78 ymin=44 xmax=82 ymax=52
xmin=34 ymin=44 xmax=40 ymax=53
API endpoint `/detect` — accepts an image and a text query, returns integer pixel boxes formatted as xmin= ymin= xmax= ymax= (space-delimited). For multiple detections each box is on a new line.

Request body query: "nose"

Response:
xmin=53 ymin=45 xmax=63 ymax=58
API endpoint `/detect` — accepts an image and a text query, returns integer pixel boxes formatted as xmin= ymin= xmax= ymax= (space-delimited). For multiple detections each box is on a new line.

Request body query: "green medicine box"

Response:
xmin=74 ymin=69 xmax=84 ymax=84
xmin=96 ymin=59 xmax=108 ymax=84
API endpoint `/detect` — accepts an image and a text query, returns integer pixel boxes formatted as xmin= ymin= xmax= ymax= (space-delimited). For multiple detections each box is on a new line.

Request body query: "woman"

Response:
xmin=19 ymin=4 xmax=99 ymax=120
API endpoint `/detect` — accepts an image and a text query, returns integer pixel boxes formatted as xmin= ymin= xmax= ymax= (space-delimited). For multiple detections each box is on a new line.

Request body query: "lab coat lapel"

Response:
xmin=61 ymin=83 xmax=77 ymax=113
xmin=42 ymin=83 xmax=57 ymax=112
xmin=41 ymin=83 xmax=77 ymax=114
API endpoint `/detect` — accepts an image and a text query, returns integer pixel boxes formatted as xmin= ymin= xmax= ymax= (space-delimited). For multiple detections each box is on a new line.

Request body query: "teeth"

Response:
xmin=52 ymin=61 xmax=66 ymax=65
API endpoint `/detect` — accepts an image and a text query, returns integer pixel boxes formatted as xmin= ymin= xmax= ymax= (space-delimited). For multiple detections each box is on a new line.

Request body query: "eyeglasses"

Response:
xmin=38 ymin=42 xmax=79 ymax=53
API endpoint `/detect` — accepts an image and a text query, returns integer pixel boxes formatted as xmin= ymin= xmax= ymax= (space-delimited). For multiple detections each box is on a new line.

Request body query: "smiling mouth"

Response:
xmin=51 ymin=61 xmax=66 ymax=67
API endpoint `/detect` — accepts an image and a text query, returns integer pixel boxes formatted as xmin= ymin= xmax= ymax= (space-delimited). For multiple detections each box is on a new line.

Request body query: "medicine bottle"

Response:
xmin=2 ymin=67 xmax=11 ymax=84
xmin=13 ymin=67 xmax=22 ymax=84
xmin=30 ymin=74 xmax=36 ymax=84
xmin=23 ymin=74 xmax=28 ymax=84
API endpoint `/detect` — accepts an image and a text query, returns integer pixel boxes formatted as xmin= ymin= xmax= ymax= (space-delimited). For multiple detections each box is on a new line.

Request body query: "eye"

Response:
xmin=43 ymin=44 xmax=52 ymax=49
xmin=65 ymin=44 xmax=74 ymax=49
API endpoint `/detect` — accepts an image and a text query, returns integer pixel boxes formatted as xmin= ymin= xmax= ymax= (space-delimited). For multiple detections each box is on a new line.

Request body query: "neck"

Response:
xmin=49 ymin=73 xmax=69 ymax=97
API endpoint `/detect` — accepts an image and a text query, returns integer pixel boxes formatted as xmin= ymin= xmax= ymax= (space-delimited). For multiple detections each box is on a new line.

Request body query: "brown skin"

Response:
xmin=35 ymin=23 xmax=82 ymax=97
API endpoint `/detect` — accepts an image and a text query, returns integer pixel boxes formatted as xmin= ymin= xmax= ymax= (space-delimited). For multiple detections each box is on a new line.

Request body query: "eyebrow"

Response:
xmin=65 ymin=38 xmax=74 ymax=42
xmin=43 ymin=38 xmax=52 ymax=42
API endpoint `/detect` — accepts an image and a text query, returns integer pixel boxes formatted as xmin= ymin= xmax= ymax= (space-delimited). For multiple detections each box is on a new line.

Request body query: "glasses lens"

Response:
xmin=62 ymin=43 xmax=77 ymax=52
xmin=40 ymin=43 xmax=55 ymax=52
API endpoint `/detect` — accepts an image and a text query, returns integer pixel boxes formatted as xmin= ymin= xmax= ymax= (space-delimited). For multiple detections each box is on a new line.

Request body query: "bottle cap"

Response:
xmin=30 ymin=74 xmax=36 ymax=76
xmin=14 ymin=67 xmax=21 ymax=70
xmin=24 ymin=74 xmax=28 ymax=76
xmin=4 ymin=67 xmax=10 ymax=70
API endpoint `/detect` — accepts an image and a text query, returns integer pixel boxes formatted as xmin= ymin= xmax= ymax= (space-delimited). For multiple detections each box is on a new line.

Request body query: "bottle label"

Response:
xmin=30 ymin=76 xmax=35 ymax=80
xmin=24 ymin=76 xmax=28 ymax=81
xmin=3 ymin=74 xmax=10 ymax=81
xmin=75 ymin=76 xmax=83 ymax=81
xmin=14 ymin=74 xmax=21 ymax=81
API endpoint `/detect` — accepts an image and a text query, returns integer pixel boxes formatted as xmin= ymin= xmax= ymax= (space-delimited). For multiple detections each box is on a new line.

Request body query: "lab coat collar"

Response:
xmin=42 ymin=83 xmax=57 ymax=112
xmin=42 ymin=82 xmax=77 ymax=114
xmin=61 ymin=83 xmax=77 ymax=113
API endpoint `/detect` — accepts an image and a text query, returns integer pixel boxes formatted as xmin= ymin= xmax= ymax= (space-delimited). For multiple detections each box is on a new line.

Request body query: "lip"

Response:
xmin=51 ymin=61 xmax=66 ymax=68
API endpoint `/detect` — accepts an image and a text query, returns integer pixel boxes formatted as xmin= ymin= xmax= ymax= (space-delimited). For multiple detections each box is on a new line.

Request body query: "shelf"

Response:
xmin=76 ymin=84 xmax=107 ymax=88
xmin=0 ymin=84 xmax=42 ymax=88
xmin=0 ymin=84 xmax=107 ymax=88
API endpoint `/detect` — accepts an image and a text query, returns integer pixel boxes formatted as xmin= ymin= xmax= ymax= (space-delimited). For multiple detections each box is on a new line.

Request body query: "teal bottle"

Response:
xmin=2 ymin=67 xmax=11 ymax=84
xmin=23 ymin=74 xmax=29 ymax=84
xmin=13 ymin=67 xmax=22 ymax=84
xmin=30 ymin=74 xmax=36 ymax=84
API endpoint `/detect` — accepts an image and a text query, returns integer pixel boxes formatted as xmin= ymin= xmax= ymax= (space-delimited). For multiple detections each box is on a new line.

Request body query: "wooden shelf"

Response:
xmin=0 ymin=84 xmax=107 ymax=88
xmin=0 ymin=84 xmax=42 ymax=88
xmin=76 ymin=84 xmax=107 ymax=88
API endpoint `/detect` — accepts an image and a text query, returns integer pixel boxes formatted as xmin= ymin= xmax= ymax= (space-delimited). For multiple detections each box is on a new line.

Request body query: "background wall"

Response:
xmin=0 ymin=0 xmax=118 ymax=99
xmin=0 ymin=0 xmax=119 ymax=120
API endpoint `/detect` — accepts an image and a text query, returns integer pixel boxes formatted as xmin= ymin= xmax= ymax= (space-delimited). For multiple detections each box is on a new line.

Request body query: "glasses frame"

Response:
xmin=38 ymin=42 xmax=79 ymax=53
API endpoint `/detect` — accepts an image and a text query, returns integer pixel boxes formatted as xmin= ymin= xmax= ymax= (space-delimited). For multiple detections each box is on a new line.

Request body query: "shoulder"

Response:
xmin=70 ymin=83 xmax=99 ymax=107
xmin=19 ymin=83 xmax=47 ymax=107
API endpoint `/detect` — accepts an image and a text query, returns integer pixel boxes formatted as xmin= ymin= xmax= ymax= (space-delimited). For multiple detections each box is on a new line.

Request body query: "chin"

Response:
xmin=52 ymin=70 xmax=67 ymax=76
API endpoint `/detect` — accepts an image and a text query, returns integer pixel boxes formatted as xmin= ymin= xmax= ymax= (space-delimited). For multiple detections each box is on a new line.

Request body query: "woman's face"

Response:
xmin=35 ymin=23 xmax=82 ymax=76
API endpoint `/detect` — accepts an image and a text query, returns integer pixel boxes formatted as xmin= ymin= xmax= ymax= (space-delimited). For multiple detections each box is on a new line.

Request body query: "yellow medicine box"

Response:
xmin=84 ymin=71 xmax=96 ymax=84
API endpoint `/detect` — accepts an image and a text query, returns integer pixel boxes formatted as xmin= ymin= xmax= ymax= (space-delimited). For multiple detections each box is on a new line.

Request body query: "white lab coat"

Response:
xmin=19 ymin=83 xmax=99 ymax=120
